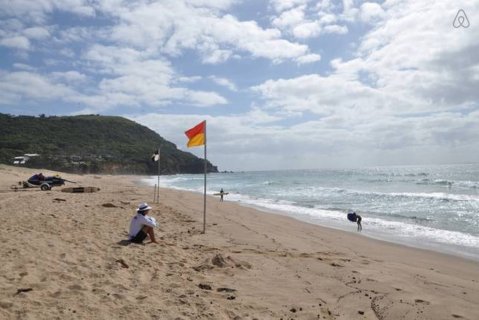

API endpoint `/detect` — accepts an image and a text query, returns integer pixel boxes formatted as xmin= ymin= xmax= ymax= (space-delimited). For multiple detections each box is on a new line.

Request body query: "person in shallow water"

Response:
xmin=347 ymin=211 xmax=362 ymax=232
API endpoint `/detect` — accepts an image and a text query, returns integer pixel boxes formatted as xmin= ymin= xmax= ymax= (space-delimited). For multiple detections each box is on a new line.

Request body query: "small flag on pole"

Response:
xmin=185 ymin=120 xmax=206 ymax=148
xmin=151 ymin=149 xmax=160 ymax=162
xmin=152 ymin=148 xmax=161 ymax=203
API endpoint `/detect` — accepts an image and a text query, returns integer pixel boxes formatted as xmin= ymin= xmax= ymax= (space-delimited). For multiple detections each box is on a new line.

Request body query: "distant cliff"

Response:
xmin=0 ymin=113 xmax=217 ymax=174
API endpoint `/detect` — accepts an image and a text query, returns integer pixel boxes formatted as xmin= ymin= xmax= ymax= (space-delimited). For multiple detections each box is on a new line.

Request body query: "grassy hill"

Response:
xmin=0 ymin=113 xmax=217 ymax=174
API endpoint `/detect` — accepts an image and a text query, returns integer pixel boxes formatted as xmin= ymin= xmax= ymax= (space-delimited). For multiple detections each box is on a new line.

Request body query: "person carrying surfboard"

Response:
xmin=128 ymin=203 xmax=158 ymax=244
xmin=214 ymin=189 xmax=229 ymax=201
xmin=347 ymin=210 xmax=362 ymax=232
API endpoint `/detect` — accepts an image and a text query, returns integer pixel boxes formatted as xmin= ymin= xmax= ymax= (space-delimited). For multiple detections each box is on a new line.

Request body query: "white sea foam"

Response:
xmin=235 ymin=195 xmax=479 ymax=248
xmin=142 ymin=165 xmax=479 ymax=260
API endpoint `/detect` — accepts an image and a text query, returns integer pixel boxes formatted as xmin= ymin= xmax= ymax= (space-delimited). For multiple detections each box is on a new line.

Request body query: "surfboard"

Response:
xmin=213 ymin=192 xmax=229 ymax=196
xmin=61 ymin=187 xmax=100 ymax=193
xmin=347 ymin=213 xmax=358 ymax=222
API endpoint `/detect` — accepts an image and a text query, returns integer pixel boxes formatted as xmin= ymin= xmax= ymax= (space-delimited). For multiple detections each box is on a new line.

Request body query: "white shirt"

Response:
xmin=129 ymin=213 xmax=157 ymax=239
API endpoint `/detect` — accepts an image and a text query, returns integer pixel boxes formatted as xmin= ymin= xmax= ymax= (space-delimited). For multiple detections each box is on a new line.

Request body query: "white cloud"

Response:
xmin=0 ymin=18 xmax=25 ymax=34
xmin=360 ymin=2 xmax=385 ymax=23
xmin=292 ymin=21 xmax=321 ymax=38
xmin=341 ymin=0 xmax=359 ymax=22
xmin=99 ymin=1 xmax=317 ymax=63
xmin=80 ymin=44 xmax=229 ymax=109
xmin=129 ymin=106 xmax=479 ymax=171
xmin=0 ymin=0 xmax=95 ymax=23
xmin=186 ymin=0 xmax=236 ymax=10
xmin=0 ymin=44 xmax=228 ymax=112
xmin=84 ymin=45 xmax=147 ymax=72
xmin=185 ymin=90 xmax=228 ymax=106
xmin=128 ymin=112 xmax=289 ymax=170
xmin=315 ymin=0 xmax=334 ymax=12
xmin=269 ymin=0 xmax=350 ymax=39
xmin=12 ymin=63 xmax=36 ymax=71
xmin=201 ymin=48 xmax=233 ymax=64
xmin=56 ymin=27 xmax=94 ymax=43
xmin=51 ymin=70 xmax=87 ymax=83
xmin=354 ymin=1 xmax=479 ymax=109
xmin=296 ymin=53 xmax=321 ymax=64
xmin=3 ymin=0 xmax=322 ymax=74
xmin=177 ymin=76 xmax=202 ymax=83
xmin=252 ymin=73 xmax=393 ymax=117
xmin=318 ymin=13 xmax=337 ymax=25
xmin=0 ymin=1 xmax=53 ymax=23
xmin=23 ymin=26 xmax=50 ymax=40
xmin=259 ymin=0 xmax=479 ymax=118
xmin=0 ymin=35 xmax=30 ymax=49
xmin=58 ymin=48 xmax=75 ymax=58
xmin=272 ymin=5 xmax=306 ymax=30
xmin=241 ymin=0 xmax=479 ymax=169
xmin=54 ymin=0 xmax=95 ymax=17
xmin=244 ymin=106 xmax=283 ymax=124
xmin=0 ymin=71 xmax=79 ymax=102
xmin=199 ymin=13 xmax=312 ymax=61
xmin=323 ymin=24 xmax=348 ymax=34
xmin=209 ymin=76 xmax=238 ymax=91
xmin=270 ymin=0 xmax=312 ymax=13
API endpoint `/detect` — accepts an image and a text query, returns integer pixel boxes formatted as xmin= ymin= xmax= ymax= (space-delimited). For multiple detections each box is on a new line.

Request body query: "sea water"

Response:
xmin=144 ymin=164 xmax=479 ymax=261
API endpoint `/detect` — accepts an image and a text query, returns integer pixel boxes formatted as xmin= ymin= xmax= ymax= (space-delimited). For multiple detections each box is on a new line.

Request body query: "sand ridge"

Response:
xmin=0 ymin=165 xmax=478 ymax=319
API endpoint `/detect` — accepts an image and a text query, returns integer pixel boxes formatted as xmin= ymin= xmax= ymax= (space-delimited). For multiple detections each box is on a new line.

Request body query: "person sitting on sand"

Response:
xmin=129 ymin=203 xmax=158 ymax=244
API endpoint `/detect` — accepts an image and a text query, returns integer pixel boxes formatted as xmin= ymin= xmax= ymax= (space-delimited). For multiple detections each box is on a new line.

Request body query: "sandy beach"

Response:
xmin=0 ymin=165 xmax=478 ymax=320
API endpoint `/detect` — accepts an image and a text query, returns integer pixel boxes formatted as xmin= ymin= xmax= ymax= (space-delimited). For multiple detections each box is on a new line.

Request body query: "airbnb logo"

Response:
xmin=453 ymin=9 xmax=470 ymax=28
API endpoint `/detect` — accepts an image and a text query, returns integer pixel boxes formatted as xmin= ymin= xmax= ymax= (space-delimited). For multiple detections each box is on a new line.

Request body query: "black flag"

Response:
xmin=151 ymin=150 xmax=160 ymax=162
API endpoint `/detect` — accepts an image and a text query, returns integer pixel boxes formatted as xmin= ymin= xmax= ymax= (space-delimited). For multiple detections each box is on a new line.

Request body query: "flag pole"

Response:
xmin=153 ymin=184 xmax=157 ymax=203
xmin=202 ymin=121 xmax=207 ymax=234
xmin=157 ymin=147 xmax=160 ymax=203
xmin=184 ymin=120 xmax=207 ymax=234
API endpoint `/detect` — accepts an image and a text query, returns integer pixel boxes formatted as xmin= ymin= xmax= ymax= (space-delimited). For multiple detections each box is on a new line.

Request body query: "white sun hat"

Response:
xmin=137 ymin=202 xmax=152 ymax=212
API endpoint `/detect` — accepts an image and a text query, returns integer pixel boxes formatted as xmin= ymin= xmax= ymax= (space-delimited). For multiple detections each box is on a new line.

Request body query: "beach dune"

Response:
xmin=0 ymin=165 xmax=478 ymax=319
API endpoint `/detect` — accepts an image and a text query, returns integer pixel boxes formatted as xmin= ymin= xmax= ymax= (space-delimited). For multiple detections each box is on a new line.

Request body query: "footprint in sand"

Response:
xmin=414 ymin=299 xmax=430 ymax=305
xmin=68 ymin=284 xmax=84 ymax=291
xmin=0 ymin=301 xmax=13 ymax=309
xmin=102 ymin=203 xmax=118 ymax=208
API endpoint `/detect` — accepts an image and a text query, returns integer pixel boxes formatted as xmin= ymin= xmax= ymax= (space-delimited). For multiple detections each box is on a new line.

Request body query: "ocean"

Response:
xmin=144 ymin=164 xmax=479 ymax=261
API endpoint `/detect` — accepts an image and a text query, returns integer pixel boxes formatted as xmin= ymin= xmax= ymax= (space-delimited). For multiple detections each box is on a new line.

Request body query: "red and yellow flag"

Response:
xmin=185 ymin=120 xmax=206 ymax=148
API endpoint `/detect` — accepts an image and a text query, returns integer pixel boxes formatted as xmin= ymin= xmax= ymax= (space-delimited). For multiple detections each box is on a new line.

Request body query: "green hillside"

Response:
xmin=0 ymin=113 xmax=217 ymax=174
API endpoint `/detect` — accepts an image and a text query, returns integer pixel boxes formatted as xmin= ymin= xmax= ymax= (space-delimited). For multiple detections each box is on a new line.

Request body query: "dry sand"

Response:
xmin=0 ymin=165 xmax=478 ymax=320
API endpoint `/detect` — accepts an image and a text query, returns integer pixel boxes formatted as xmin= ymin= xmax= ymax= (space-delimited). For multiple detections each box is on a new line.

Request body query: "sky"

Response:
xmin=1 ymin=0 xmax=478 ymax=171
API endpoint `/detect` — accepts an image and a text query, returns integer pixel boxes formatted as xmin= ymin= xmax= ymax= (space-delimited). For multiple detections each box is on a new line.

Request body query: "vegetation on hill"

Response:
xmin=0 ymin=113 xmax=217 ymax=174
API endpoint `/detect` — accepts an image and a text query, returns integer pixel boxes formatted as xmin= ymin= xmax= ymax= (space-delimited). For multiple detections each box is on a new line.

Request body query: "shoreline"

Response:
xmin=1 ymin=165 xmax=478 ymax=319
xmin=155 ymin=186 xmax=479 ymax=319
xmin=141 ymin=177 xmax=479 ymax=263
xmin=246 ymin=202 xmax=479 ymax=263
xmin=158 ymin=186 xmax=479 ymax=265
